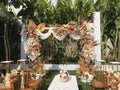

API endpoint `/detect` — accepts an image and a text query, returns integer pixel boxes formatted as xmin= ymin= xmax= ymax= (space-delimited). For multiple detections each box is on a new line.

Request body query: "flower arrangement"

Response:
xmin=53 ymin=20 xmax=88 ymax=37
xmin=77 ymin=56 xmax=94 ymax=83
xmin=106 ymin=68 xmax=114 ymax=76
xmin=59 ymin=70 xmax=69 ymax=82
xmin=4 ymin=73 xmax=11 ymax=87
xmin=20 ymin=20 xmax=47 ymax=81
xmin=30 ymin=60 xmax=46 ymax=80
xmin=0 ymin=73 xmax=5 ymax=87
xmin=79 ymin=72 xmax=94 ymax=83
xmin=21 ymin=18 xmax=97 ymax=73
xmin=113 ymin=72 xmax=120 ymax=78
xmin=0 ymin=73 xmax=11 ymax=88
xmin=106 ymin=68 xmax=120 ymax=78
xmin=21 ymin=20 xmax=44 ymax=61
xmin=54 ymin=24 xmax=67 ymax=36
xmin=25 ymin=37 xmax=41 ymax=61
xmin=80 ymin=22 xmax=98 ymax=64
xmin=53 ymin=20 xmax=97 ymax=62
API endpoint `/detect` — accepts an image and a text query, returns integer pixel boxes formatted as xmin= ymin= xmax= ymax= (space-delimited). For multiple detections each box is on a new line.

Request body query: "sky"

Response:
xmin=51 ymin=0 xmax=57 ymax=5
xmin=50 ymin=0 xmax=96 ymax=5
xmin=50 ymin=0 xmax=74 ymax=5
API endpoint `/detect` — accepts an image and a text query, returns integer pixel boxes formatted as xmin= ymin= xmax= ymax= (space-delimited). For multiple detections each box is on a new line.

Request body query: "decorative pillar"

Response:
xmin=93 ymin=12 xmax=101 ymax=61
xmin=20 ymin=25 xmax=27 ymax=59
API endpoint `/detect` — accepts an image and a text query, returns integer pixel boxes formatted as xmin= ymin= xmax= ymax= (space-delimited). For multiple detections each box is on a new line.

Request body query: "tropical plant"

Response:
xmin=94 ymin=0 xmax=120 ymax=61
xmin=73 ymin=0 xmax=94 ymax=21
xmin=18 ymin=0 xmax=54 ymax=25
xmin=54 ymin=0 xmax=74 ymax=24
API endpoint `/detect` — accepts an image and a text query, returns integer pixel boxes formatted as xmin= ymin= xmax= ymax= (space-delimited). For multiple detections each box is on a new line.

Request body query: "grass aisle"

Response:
xmin=39 ymin=70 xmax=91 ymax=90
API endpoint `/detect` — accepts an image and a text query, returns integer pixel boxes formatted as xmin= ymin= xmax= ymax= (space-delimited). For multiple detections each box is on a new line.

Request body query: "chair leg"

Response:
xmin=90 ymin=86 xmax=94 ymax=90
xmin=104 ymin=87 xmax=107 ymax=90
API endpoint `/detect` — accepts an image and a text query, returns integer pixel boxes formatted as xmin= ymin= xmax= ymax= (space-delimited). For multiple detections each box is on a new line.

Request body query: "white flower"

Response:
xmin=106 ymin=68 xmax=114 ymax=75
xmin=60 ymin=70 xmax=63 ymax=74
xmin=86 ymin=23 xmax=95 ymax=32
xmin=17 ymin=65 xmax=21 ymax=71
xmin=79 ymin=72 xmax=93 ymax=83
xmin=114 ymin=72 xmax=120 ymax=78
xmin=60 ymin=70 xmax=69 ymax=78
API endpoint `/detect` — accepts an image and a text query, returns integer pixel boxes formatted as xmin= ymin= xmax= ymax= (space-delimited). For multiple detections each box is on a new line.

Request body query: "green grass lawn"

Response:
xmin=39 ymin=70 xmax=91 ymax=90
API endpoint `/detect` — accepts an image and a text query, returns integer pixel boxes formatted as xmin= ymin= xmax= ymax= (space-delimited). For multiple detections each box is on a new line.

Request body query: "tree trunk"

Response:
xmin=4 ymin=23 xmax=9 ymax=61
xmin=6 ymin=24 xmax=11 ymax=60
xmin=114 ymin=30 xmax=119 ymax=61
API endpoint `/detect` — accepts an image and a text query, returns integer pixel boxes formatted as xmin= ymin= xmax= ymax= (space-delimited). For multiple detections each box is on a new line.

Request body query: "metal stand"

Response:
xmin=17 ymin=59 xmax=27 ymax=70
xmin=1 ymin=60 xmax=13 ymax=73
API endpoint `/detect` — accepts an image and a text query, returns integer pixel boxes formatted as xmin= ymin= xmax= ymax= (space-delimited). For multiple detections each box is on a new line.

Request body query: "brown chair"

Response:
xmin=11 ymin=74 xmax=32 ymax=90
xmin=25 ymin=80 xmax=40 ymax=90
xmin=22 ymin=70 xmax=40 ymax=90
xmin=105 ymin=75 xmax=120 ymax=90
xmin=90 ymin=70 xmax=108 ymax=90
xmin=0 ymin=87 xmax=12 ymax=90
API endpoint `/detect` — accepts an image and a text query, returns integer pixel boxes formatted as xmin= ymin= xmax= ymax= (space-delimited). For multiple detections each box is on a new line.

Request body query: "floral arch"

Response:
xmin=21 ymin=12 xmax=101 ymax=70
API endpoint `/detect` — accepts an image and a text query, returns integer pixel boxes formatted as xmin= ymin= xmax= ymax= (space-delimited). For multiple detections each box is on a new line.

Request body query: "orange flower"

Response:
xmin=85 ymin=34 xmax=92 ymax=40
xmin=67 ymin=25 xmax=75 ymax=34
xmin=33 ymin=44 xmax=41 ymax=50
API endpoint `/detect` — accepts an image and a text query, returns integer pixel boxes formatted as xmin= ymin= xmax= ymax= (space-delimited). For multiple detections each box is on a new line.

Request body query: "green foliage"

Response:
xmin=94 ymin=0 xmax=120 ymax=61
xmin=74 ymin=0 xmax=94 ymax=21
xmin=54 ymin=0 xmax=74 ymax=24
xmin=17 ymin=0 xmax=94 ymax=25
xmin=40 ymin=35 xmax=79 ymax=64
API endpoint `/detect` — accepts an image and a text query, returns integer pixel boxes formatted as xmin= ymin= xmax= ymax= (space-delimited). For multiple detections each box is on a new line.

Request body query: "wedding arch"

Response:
xmin=20 ymin=12 xmax=101 ymax=70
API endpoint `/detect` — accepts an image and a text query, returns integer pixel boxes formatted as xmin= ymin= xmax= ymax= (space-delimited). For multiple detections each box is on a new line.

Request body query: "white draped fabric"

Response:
xmin=39 ymin=29 xmax=52 ymax=40
xmin=69 ymin=34 xmax=80 ymax=40
xmin=52 ymin=30 xmax=67 ymax=41
xmin=38 ymin=23 xmax=95 ymax=41
xmin=38 ymin=28 xmax=80 ymax=41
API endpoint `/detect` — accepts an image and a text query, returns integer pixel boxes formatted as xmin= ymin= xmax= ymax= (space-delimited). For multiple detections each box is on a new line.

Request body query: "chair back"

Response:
xmin=90 ymin=70 xmax=108 ymax=90
xmin=11 ymin=74 xmax=23 ymax=90
xmin=22 ymin=70 xmax=32 ymax=83
xmin=95 ymin=70 xmax=108 ymax=82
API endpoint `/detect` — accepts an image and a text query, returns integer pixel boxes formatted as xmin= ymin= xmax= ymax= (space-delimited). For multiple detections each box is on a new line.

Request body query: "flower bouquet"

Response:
xmin=59 ymin=70 xmax=69 ymax=82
